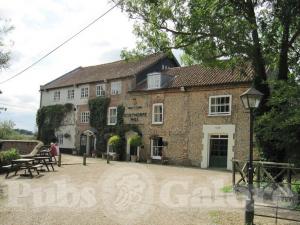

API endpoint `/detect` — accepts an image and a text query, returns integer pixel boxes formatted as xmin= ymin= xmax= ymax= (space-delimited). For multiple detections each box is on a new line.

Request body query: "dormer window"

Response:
xmin=147 ymin=73 xmax=161 ymax=89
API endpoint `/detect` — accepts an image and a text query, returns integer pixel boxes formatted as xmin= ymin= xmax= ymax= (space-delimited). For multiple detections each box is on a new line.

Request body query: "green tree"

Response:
xmin=0 ymin=18 xmax=13 ymax=69
xmin=255 ymin=80 xmax=300 ymax=163
xmin=117 ymin=0 xmax=300 ymax=111
xmin=0 ymin=120 xmax=15 ymax=139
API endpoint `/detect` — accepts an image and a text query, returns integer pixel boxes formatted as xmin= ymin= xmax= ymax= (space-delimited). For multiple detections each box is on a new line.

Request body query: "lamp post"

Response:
xmin=240 ymin=87 xmax=263 ymax=225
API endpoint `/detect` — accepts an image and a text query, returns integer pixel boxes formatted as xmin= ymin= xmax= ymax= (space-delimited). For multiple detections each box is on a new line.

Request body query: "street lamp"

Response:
xmin=240 ymin=87 xmax=264 ymax=225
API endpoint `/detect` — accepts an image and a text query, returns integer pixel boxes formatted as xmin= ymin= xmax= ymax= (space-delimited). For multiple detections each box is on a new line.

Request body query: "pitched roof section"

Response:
xmin=41 ymin=53 xmax=173 ymax=90
xmin=163 ymin=64 xmax=253 ymax=88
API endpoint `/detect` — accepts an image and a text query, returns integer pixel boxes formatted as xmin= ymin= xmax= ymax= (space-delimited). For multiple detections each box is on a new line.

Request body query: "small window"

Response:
xmin=107 ymin=107 xmax=117 ymax=125
xmin=151 ymin=137 xmax=163 ymax=159
xmin=67 ymin=89 xmax=74 ymax=100
xmin=57 ymin=134 xmax=63 ymax=145
xmin=96 ymin=84 xmax=106 ymax=97
xmin=80 ymin=87 xmax=89 ymax=98
xmin=80 ymin=111 xmax=90 ymax=123
xmin=209 ymin=95 xmax=231 ymax=115
xmin=152 ymin=103 xmax=163 ymax=124
xmin=53 ymin=91 xmax=60 ymax=101
xmin=111 ymin=81 xmax=122 ymax=95
xmin=147 ymin=73 xmax=161 ymax=89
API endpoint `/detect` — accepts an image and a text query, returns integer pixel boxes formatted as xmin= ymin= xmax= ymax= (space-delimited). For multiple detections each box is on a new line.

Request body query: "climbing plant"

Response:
xmin=88 ymin=97 xmax=110 ymax=130
xmin=88 ymin=101 xmax=142 ymax=160
xmin=88 ymin=97 xmax=110 ymax=156
xmin=36 ymin=104 xmax=74 ymax=144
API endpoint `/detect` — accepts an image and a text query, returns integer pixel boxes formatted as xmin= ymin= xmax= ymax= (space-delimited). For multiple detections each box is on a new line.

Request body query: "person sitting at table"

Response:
xmin=50 ymin=142 xmax=58 ymax=163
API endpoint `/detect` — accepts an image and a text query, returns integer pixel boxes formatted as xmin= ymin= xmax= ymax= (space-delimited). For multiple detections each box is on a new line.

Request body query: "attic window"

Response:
xmin=147 ymin=73 xmax=161 ymax=89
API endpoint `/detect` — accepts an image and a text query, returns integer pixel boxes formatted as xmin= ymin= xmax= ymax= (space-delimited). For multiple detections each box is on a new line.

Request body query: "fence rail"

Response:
xmin=232 ymin=159 xmax=300 ymax=224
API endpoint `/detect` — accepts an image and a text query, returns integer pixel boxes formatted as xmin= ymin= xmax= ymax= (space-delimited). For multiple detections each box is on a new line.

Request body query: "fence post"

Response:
xmin=58 ymin=153 xmax=61 ymax=167
xmin=287 ymin=167 xmax=292 ymax=191
xmin=257 ymin=163 xmax=261 ymax=188
xmin=83 ymin=153 xmax=86 ymax=166
xmin=232 ymin=159 xmax=236 ymax=187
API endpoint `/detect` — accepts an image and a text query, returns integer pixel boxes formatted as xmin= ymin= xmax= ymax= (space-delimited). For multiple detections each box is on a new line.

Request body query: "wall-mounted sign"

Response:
xmin=127 ymin=106 xmax=142 ymax=109
xmin=124 ymin=112 xmax=147 ymax=122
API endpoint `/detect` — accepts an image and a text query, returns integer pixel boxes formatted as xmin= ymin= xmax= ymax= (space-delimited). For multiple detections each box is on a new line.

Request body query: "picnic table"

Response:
xmin=11 ymin=158 xmax=42 ymax=178
xmin=34 ymin=156 xmax=55 ymax=171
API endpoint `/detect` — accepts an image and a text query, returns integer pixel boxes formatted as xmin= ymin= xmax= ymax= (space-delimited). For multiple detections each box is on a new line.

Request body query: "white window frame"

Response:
xmin=80 ymin=87 xmax=89 ymax=99
xmin=208 ymin=95 xmax=232 ymax=116
xmin=53 ymin=91 xmax=60 ymax=101
xmin=96 ymin=84 xmax=106 ymax=97
xmin=67 ymin=89 xmax=74 ymax=100
xmin=152 ymin=103 xmax=164 ymax=124
xmin=151 ymin=138 xmax=163 ymax=160
xmin=147 ymin=73 xmax=161 ymax=89
xmin=80 ymin=111 xmax=90 ymax=123
xmin=107 ymin=107 xmax=117 ymax=125
xmin=111 ymin=81 xmax=122 ymax=95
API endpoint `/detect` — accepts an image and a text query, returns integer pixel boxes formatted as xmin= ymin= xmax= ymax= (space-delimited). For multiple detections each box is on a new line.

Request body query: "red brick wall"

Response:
xmin=0 ymin=140 xmax=42 ymax=155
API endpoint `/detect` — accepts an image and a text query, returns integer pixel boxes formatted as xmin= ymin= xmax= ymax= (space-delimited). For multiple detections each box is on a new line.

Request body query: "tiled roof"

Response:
xmin=164 ymin=64 xmax=253 ymax=88
xmin=41 ymin=53 xmax=171 ymax=90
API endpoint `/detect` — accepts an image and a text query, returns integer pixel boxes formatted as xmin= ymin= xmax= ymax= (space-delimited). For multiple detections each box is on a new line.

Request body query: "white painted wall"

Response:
xmin=40 ymin=84 xmax=90 ymax=107
xmin=55 ymin=124 xmax=76 ymax=149
xmin=40 ymin=87 xmax=83 ymax=149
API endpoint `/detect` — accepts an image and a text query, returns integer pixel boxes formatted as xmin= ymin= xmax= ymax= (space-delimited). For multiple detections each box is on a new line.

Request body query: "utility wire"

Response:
xmin=0 ymin=102 xmax=37 ymax=110
xmin=0 ymin=0 xmax=123 ymax=85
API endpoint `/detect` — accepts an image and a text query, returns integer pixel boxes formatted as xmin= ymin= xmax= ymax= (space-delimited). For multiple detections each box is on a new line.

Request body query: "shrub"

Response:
xmin=0 ymin=148 xmax=20 ymax=166
xmin=108 ymin=135 xmax=121 ymax=147
xmin=129 ymin=135 xmax=142 ymax=147
xmin=292 ymin=180 xmax=300 ymax=195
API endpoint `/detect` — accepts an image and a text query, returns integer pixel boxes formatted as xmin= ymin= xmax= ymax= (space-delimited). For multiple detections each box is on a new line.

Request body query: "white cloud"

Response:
xmin=0 ymin=0 xmax=137 ymax=131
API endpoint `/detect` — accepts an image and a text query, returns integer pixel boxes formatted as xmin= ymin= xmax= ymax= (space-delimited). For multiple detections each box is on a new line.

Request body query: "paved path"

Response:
xmin=0 ymin=154 xmax=297 ymax=225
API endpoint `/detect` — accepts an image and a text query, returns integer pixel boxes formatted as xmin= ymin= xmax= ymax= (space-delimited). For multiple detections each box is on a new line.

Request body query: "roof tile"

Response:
xmin=41 ymin=53 xmax=169 ymax=90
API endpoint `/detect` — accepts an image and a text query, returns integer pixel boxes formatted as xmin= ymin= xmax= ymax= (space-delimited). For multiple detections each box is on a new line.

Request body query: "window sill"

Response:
xmin=107 ymin=123 xmax=117 ymax=126
xmin=152 ymin=156 xmax=162 ymax=160
xmin=208 ymin=113 xmax=231 ymax=117
xmin=152 ymin=122 xmax=163 ymax=125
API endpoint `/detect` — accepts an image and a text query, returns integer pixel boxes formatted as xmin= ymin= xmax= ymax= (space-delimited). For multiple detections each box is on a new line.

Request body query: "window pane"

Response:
xmin=211 ymin=98 xmax=216 ymax=105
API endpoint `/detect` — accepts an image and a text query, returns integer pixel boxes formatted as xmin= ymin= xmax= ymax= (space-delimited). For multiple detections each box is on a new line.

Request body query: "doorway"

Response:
xmin=209 ymin=134 xmax=228 ymax=168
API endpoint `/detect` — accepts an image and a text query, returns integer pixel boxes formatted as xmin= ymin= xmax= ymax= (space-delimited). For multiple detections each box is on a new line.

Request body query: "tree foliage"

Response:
xmin=0 ymin=18 xmax=13 ymax=69
xmin=0 ymin=120 xmax=34 ymax=140
xmin=255 ymin=80 xmax=300 ymax=164
xmin=118 ymin=0 xmax=300 ymax=109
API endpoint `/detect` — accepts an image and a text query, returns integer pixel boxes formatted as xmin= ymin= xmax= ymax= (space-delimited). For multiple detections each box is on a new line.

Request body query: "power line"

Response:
xmin=0 ymin=0 xmax=123 ymax=85
xmin=0 ymin=102 xmax=37 ymax=110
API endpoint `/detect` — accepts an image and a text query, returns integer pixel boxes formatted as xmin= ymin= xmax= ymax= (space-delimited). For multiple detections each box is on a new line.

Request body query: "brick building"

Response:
xmin=39 ymin=53 xmax=252 ymax=170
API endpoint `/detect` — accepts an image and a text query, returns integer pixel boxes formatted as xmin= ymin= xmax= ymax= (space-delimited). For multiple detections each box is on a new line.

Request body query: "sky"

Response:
xmin=0 ymin=0 xmax=139 ymax=132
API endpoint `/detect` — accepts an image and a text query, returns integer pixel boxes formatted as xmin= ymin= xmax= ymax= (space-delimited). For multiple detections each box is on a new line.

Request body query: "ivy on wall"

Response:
xmin=88 ymin=97 xmax=110 ymax=155
xmin=88 ymin=97 xmax=110 ymax=129
xmin=88 ymin=100 xmax=141 ymax=160
xmin=36 ymin=103 xmax=74 ymax=144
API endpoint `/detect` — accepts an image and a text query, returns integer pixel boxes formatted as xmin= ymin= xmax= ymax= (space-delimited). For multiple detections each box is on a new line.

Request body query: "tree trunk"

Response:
xmin=246 ymin=0 xmax=270 ymax=113
xmin=278 ymin=6 xmax=291 ymax=80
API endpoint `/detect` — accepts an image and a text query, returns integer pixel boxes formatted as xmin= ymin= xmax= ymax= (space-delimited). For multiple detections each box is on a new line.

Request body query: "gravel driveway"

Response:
xmin=0 ymin=154 xmax=297 ymax=225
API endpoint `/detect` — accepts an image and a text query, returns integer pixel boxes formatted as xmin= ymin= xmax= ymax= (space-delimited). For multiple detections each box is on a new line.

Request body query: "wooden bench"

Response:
xmin=30 ymin=164 xmax=44 ymax=175
xmin=2 ymin=164 xmax=20 ymax=178
xmin=46 ymin=161 xmax=55 ymax=171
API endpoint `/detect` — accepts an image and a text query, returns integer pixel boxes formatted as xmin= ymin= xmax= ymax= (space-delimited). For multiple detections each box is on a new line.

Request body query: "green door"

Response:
xmin=209 ymin=135 xmax=228 ymax=168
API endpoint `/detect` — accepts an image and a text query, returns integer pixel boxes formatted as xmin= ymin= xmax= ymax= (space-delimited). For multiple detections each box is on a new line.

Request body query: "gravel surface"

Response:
xmin=0 ymin=154 xmax=298 ymax=225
